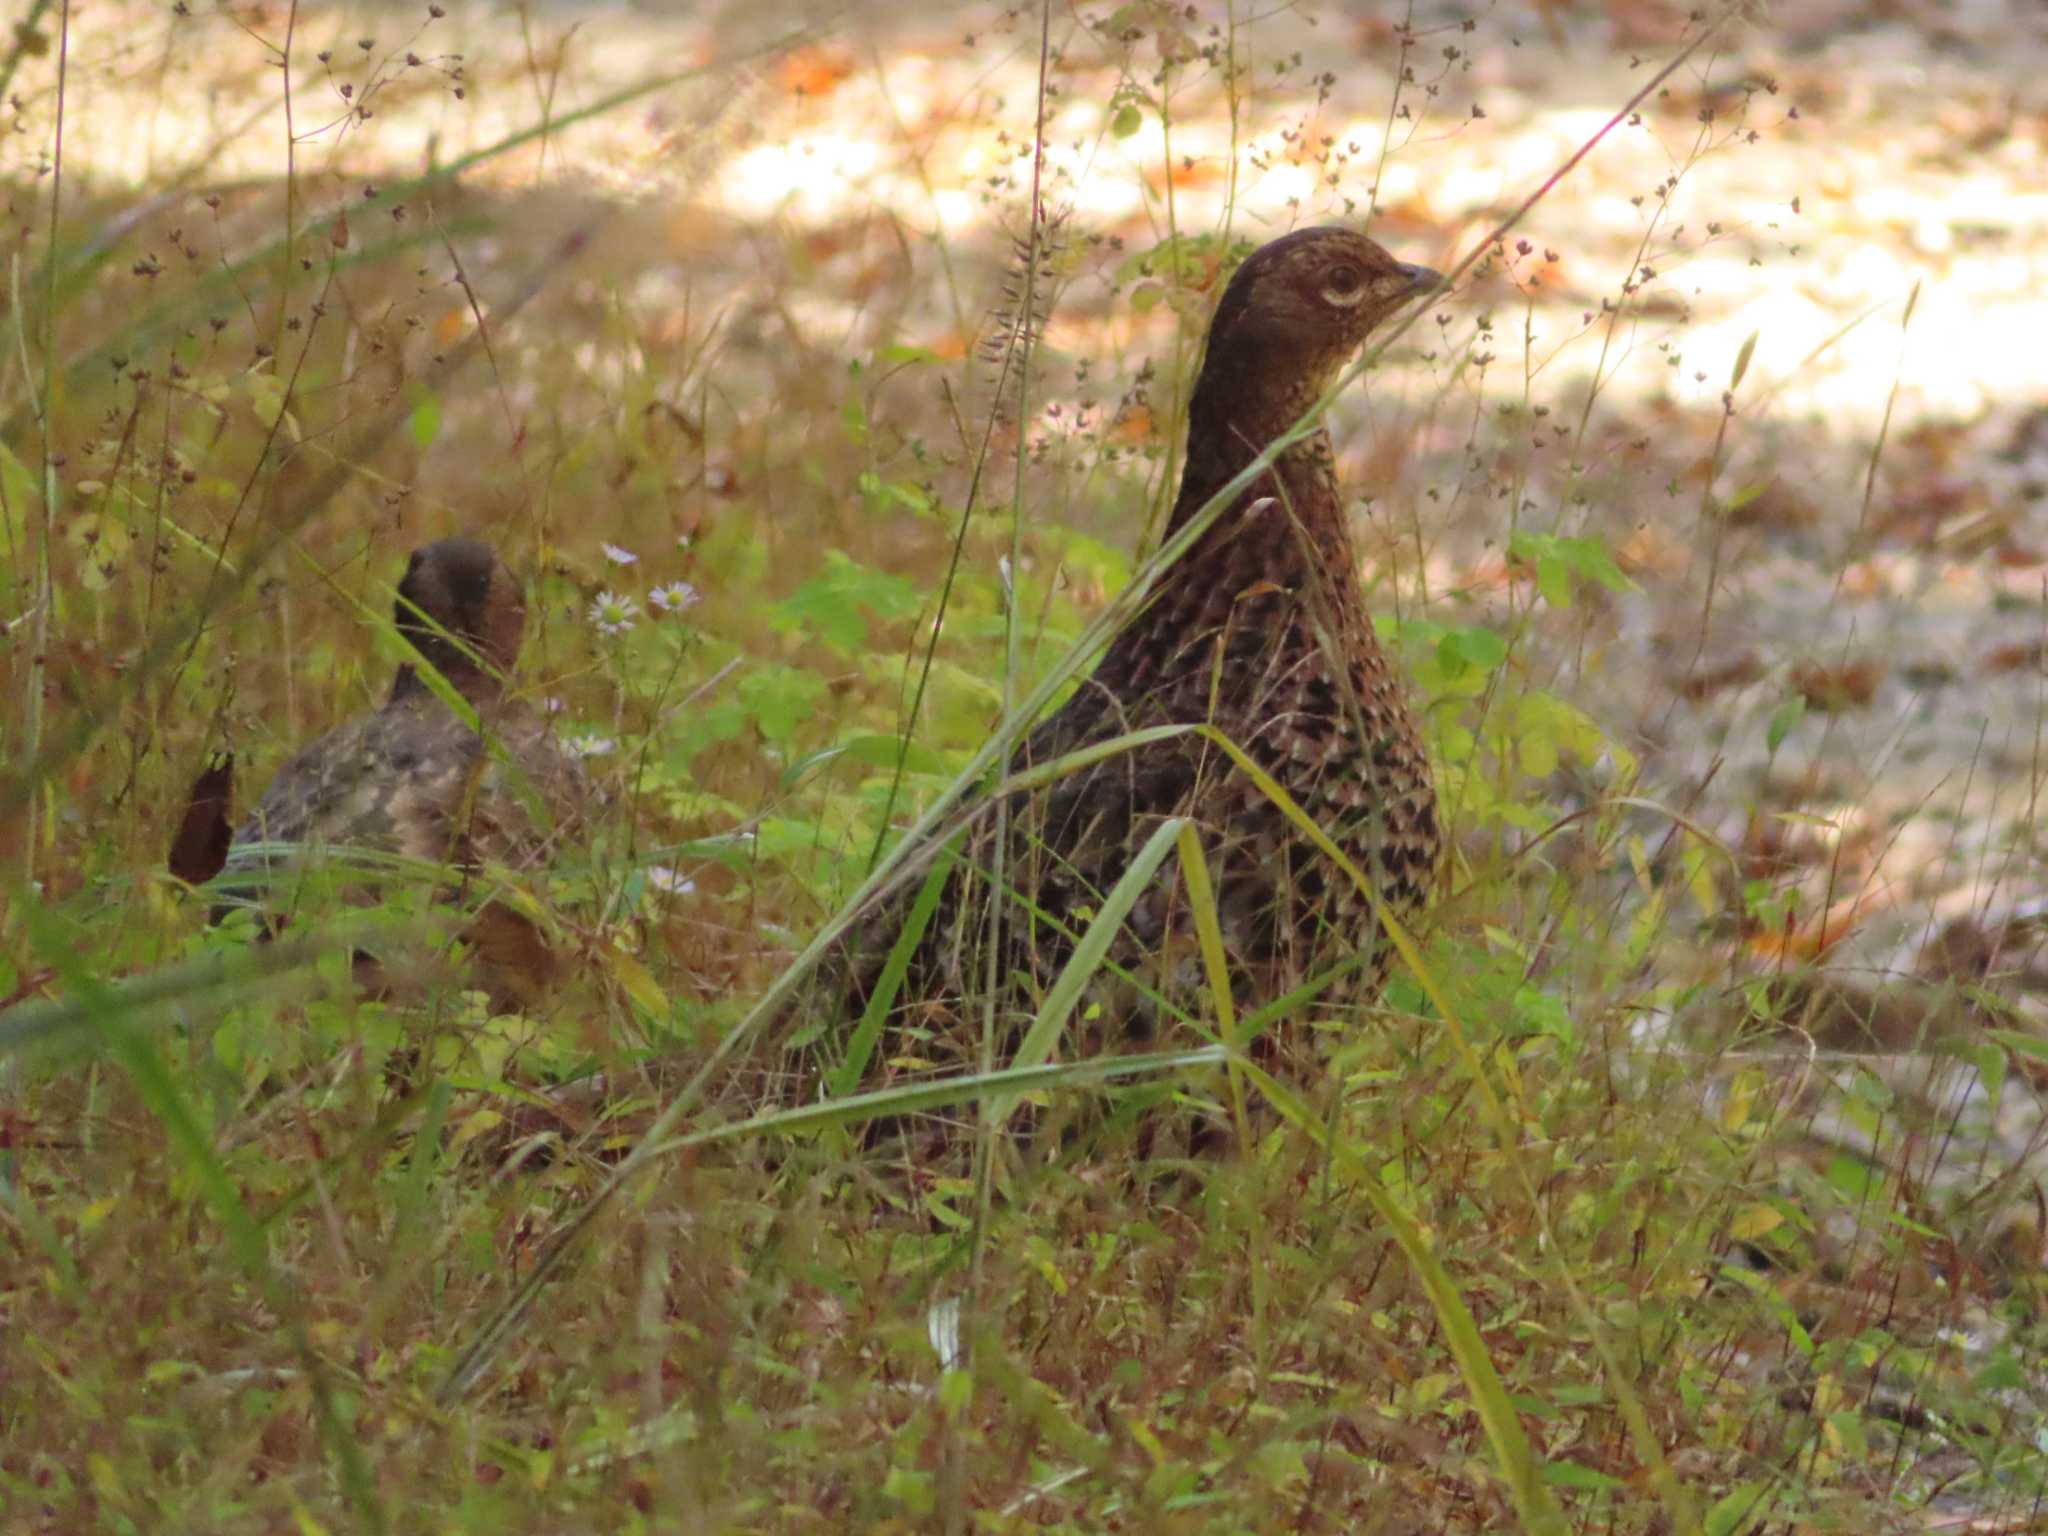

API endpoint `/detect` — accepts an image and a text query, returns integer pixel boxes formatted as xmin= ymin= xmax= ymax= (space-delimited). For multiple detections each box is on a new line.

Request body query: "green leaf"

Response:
xmin=408 ymin=391 xmax=442 ymax=448
xmin=1518 ymin=731 xmax=1558 ymax=779
xmin=1990 ymin=1027 xmax=2048 ymax=1063
xmin=738 ymin=665 xmax=827 ymax=745
xmin=1705 ymin=1483 xmax=1771 ymax=1536
xmin=1438 ymin=624 xmax=1507 ymax=676
xmin=1765 ymin=693 xmax=1806 ymax=753
xmin=1824 ymin=1153 xmax=1882 ymax=1202
xmin=1557 ymin=535 xmax=1633 ymax=594
xmin=1111 ymin=102 xmax=1142 ymax=138
xmin=772 ymin=550 xmax=922 ymax=656
xmin=1723 ymin=480 xmax=1771 ymax=515
xmin=1542 ymin=1461 xmax=1624 ymax=1491
xmin=1728 ymin=328 xmax=1758 ymax=391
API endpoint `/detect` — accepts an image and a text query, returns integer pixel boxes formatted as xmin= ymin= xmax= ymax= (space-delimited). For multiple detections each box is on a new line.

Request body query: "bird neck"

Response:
xmin=388 ymin=659 xmax=501 ymax=709
xmin=1166 ymin=370 xmax=1355 ymax=587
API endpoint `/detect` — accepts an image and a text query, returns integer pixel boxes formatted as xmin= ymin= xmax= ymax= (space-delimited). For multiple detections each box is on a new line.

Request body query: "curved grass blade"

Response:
xmin=0 ymin=919 xmax=383 ymax=1059
xmin=1172 ymin=821 xmax=1250 ymax=1146
xmin=991 ymin=816 xmax=1187 ymax=1125
xmin=664 ymin=1046 xmax=1226 ymax=1154
xmin=829 ymin=833 xmax=960 ymax=1097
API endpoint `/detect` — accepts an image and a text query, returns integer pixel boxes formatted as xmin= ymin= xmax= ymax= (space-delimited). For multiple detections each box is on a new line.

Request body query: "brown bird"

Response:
xmin=219 ymin=538 xmax=587 ymax=990
xmin=823 ymin=227 xmax=1444 ymax=1115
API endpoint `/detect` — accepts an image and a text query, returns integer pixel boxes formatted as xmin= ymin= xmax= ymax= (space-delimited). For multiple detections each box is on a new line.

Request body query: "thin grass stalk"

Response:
xmin=969 ymin=0 xmax=1058 ymax=1327
xmin=991 ymin=817 xmax=1186 ymax=1122
xmin=1172 ymin=822 xmax=1250 ymax=1147
xmin=1850 ymin=279 xmax=1921 ymax=567
xmin=21 ymin=0 xmax=70 ymax=891
xmin=828 ymin=840 xmax=956 ymax=1095
xmin=0 ymin=925 xmax=376 ymax=1057
xmin=278 ymin=0 xmax=299 ymax=361
xmin=649 ymin=1047 xmax=1226 ymax=1157
xmin=1688 ymin=328 xmax=1761 ymax=674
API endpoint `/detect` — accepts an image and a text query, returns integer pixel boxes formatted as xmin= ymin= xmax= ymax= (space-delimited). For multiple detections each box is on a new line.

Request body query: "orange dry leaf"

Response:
xmin=1677 ymin=652 xmax=1765 ymax=700
xmin=779 ymin=47 xmax=855 ymax=99
xmin=1109 ymin=404 xmax=1157 ymax=445
xmin=1617 ymin=525 xmax=1686 ymax=578
xmin=1791 ymin=658 xmax=1883 ymax=711
xmin=1144 ymin=158 xmax=1227 ymax=195
xmin=433 ymin=306 xmax=469 ymax=347
xmin=1747 ymin=883 xmax=1898 ymax=966
xmin=1984 ymin=641 xmax=2047 ymax=674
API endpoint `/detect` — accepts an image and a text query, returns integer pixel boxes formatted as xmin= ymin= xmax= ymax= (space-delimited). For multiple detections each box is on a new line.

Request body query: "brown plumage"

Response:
xmin=221 ymin=538 xmax=586 ymax=938
xmin=825 ymin=227 xmax=1444 ymax=1103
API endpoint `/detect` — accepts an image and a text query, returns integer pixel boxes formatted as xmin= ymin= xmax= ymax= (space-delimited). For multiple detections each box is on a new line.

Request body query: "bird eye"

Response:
xmin=1320 ymin=264 xmax=1367 ymax=307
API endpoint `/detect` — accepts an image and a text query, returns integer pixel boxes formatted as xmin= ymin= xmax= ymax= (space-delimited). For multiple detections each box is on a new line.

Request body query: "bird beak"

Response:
xmin=1398 ymin=262 xmax=1445 ymax=296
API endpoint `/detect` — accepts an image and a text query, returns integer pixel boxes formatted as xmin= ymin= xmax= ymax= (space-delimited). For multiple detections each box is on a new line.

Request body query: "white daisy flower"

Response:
xmin=649 ymin=581 xmax=701 ymax=614
xmin=601 ymin=542 xmax=639 ymax=566
xmin=588 ymin=591 xmax=639 ymax=636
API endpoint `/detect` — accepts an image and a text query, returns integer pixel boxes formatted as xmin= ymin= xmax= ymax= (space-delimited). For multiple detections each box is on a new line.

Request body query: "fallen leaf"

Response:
xmin=1677 ymin=652 xmax=1765 ymax=700
xmin=1791 ymin=658 xmax=1883 ymax=711
xmin=168 ymin=753 xmax=234 ymax=886
xmin=778 ymin=46 xmax=854 ymax=99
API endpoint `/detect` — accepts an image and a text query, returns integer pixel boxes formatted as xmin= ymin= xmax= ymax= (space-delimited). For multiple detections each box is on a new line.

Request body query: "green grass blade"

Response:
xmin=670 ymin=1046 xmax=1226 ymax=1152
xmin=1172 ymin=821 xmax=1249 ymax=1145
xmin=829 ymin=834 xmax=960 ymax=1097
xmin=1241 ymin=1058 xmax=1567 ymax=1536
xmin=991 ymin=816 xmax=1188 ymax=1125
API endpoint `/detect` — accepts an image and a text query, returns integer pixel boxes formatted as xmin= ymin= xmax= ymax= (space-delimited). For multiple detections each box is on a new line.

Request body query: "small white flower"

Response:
xmin=601 ymin=542 xmax=638 ymax=566
xmin=588 ymin=591 xmax=639 ymax=636
xmin=562 ymin=733 xmax=617 ymax=759
xmin=649 ymin=581 xmax=701 ymax=614
xmin=645 ymin=865 xmax=696 ymax=895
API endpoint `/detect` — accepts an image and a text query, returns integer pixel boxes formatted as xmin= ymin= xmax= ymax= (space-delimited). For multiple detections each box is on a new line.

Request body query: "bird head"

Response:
xmin=1195 ymin=227 xmax=1441 ymax=413
xmin=393 ymin=537 xmax=525 ymax=686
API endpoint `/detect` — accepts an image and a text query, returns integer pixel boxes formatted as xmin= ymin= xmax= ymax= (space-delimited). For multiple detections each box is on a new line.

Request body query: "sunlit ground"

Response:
xmin=46 ymin=0 xmax=2048 ymax=426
